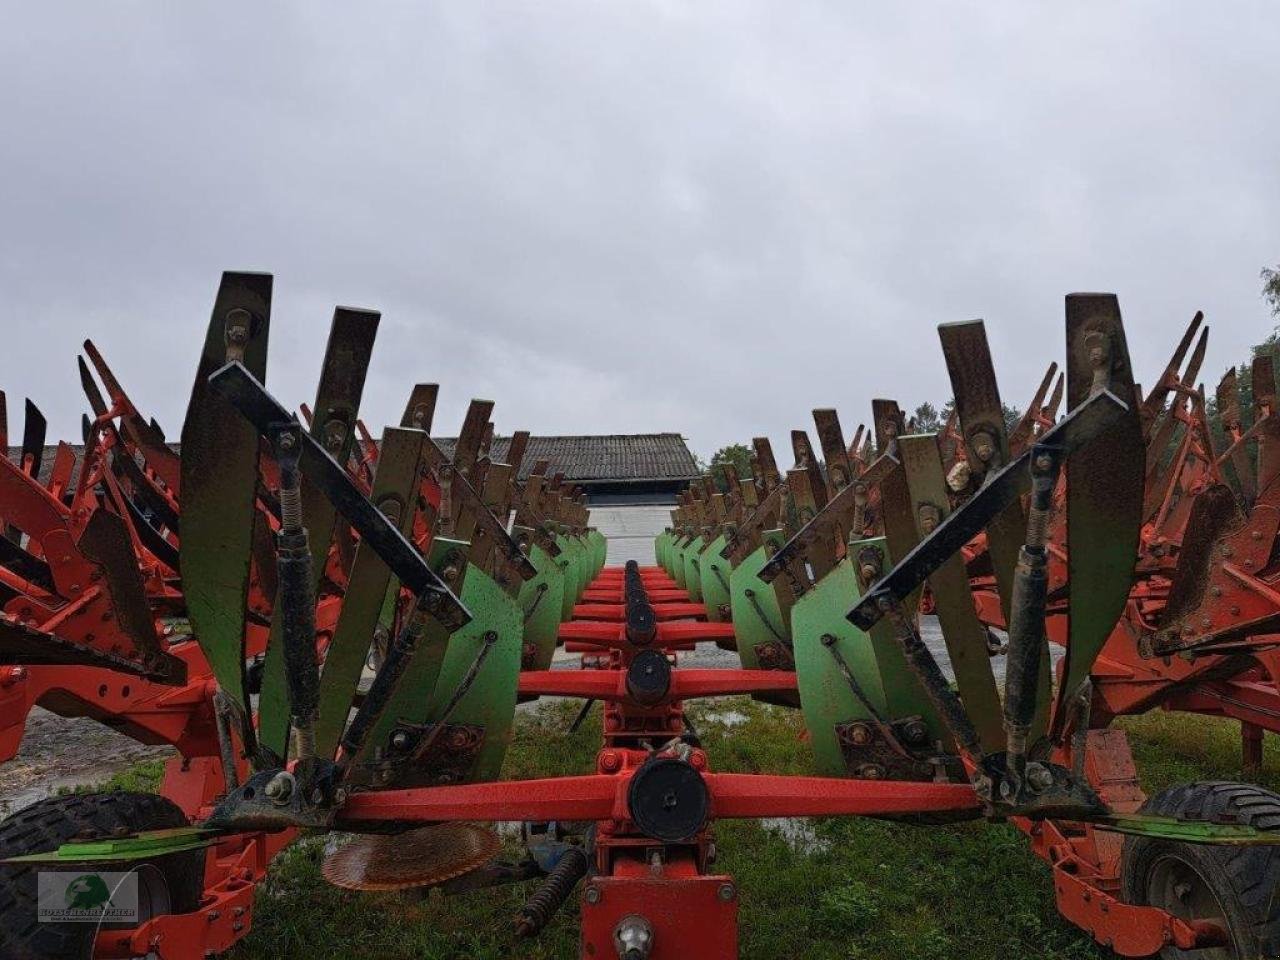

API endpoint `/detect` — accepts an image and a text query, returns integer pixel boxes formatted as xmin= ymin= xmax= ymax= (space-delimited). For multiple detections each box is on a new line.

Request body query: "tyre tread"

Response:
xmin=0 ymin=792 xmax=202 ymax=960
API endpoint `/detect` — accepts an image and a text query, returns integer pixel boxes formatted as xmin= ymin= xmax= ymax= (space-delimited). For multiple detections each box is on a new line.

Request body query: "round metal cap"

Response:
xmin=627 ymin=756 xmax=709 ymax=843
xmin=625 ymin=603 xmax=658 ymax=646
xmin=626 ymin=649 xmax=672 ymax=707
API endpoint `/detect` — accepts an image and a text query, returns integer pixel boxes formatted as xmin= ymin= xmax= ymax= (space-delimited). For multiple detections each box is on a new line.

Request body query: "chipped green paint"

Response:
xmin=850 ymin=537 xmax=949 ymax=749
xmin=588 ymin=529 xmax=607 ymax=578
xmin=681 ymin=536 xmax=706 ymax=603
xmin=519 ymin=542 xmax=566 ymax=670
xmin=312 ymin=427 xmax=424 ymax=758
xmin=557 ymin=534 xmax=583 ymax=618
xmin=259 ymin=310 xmax=381 ymax=759
xmin=575 ymin=534 xmax=596 ymax=595
xmin=698 ymin=534 xmax=732 ymax=622
xmin=792 ymin=556 xmax=887 ymax=776
xmin=179 ymin=272 xmax=271 ymax=729
xmin=729 ymin=533 xmax=789 ymax=671
xmin=1055 ymin=294 xmax=1145 ymax=735
xmin=898 ymin=433 xmax=1004 ymax=753
xmin=422 ymin=545 xmax=523 ymax=783
xmin=349 ymin=537 xmax=461 ymax=775
xmin=670 ymin=535 xmax=690 ymax=587
xmin=655 ymin=530 xmax=671 ymax=569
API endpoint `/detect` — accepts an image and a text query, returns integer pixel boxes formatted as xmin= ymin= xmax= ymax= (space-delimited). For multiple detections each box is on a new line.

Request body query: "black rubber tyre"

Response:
xmin=0 ymin=792 xmax=205 ymax=960
xmin=1121 ymin=781 xmax=1280 ymax=959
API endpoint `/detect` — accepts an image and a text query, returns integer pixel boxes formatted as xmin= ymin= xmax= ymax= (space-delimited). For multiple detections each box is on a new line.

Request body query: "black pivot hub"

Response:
xmin=626 ymin=649 xmax=672 ymax=707
xmin=625 ymin=602 xmax=658 ymax=646
xmin=622 ymin=561 xmax=659 ymax=647
xmin=626 ymin=755 xmax=710 ymax=843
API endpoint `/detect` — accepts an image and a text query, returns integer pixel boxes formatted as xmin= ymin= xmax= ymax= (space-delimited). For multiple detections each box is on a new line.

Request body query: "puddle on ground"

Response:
xmin=697 ymin=708 xmax=749 ymax=728
xmin=760 ymin=817 xmax=831 ymax=854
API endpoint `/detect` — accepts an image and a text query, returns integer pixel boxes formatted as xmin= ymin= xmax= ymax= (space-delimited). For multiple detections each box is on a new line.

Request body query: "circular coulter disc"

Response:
xmin=321 ymin=823 xmax=500 ymax=892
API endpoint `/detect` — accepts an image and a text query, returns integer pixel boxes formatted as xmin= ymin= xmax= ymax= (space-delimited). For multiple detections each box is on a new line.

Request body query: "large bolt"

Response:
xmin=918 ymin=505 xmax=940 ymax=533
xmin=946 ymin=460 xmax=972 ymax=492
xmin=901 ymin=718 xmax=929 ymax=745
xmin=613 ymin=914 xmax=653 ymax=960
xmin=972 ymin=432 xmax=996 ymax=462
xmin=264 ymin=771 xmax=294 ymax=805
xmin=323 ymin=420 xmax=347 ymax=452
xmin=1026 ymin=762 xmax=1054 ymax=793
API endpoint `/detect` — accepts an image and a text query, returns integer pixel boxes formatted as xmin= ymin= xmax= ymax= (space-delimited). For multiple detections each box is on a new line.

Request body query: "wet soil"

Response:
xmin=0 ymin=707 xmax=173 ymax=816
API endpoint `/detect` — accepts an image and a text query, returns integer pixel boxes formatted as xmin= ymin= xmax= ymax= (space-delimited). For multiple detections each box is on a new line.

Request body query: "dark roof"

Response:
xmin=436 ymin=434 xmax=700 ymax=484
xmin=8 ymin=443 xmax=90 ymax=490
xmin=11 ymin=433 xmax=700 ymax=488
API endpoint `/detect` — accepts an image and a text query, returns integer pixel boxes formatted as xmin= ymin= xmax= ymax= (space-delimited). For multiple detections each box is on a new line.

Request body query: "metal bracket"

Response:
xmin=208 ymin=361 xmax=470 ymax=631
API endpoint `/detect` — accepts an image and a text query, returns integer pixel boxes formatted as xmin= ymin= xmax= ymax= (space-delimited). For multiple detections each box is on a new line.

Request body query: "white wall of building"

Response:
xmin=589 ymin=504 xmax=672 ymax=566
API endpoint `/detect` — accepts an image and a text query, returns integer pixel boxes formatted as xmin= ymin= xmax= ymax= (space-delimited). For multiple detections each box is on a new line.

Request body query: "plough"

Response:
xmin=0 ymin=274 xmax=1277 ymax=959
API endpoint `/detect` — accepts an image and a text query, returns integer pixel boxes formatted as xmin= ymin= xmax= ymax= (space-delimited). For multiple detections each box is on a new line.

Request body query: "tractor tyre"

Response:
xmin=1121 ymin=780 xmax=1280 ymax=959
xmin=0 ymin=791 xmax=205 ymax=960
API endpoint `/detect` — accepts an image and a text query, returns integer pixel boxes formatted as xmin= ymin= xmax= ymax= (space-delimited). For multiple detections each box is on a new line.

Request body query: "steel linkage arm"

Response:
xmin=846 ymin=388 xmax=1130 ymax=632
xmin=517 ymin=668 xmax=797 ymax=702
xmin=208 ymin=361 xmax=470 ymax=631
xmin=337 ymin=771 xmax=981 ymax=826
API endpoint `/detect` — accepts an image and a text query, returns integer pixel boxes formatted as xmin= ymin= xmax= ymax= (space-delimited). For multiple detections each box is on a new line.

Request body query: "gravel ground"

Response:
xmin=0 ymin=707 xmax=173 ymax=816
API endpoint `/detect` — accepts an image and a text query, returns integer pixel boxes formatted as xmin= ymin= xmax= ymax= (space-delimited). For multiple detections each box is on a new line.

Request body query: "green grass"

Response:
xmin=164 ymin=699 xmax=1268 ymax=960
xmin=76 ymin=758 xmax=167 ymax=795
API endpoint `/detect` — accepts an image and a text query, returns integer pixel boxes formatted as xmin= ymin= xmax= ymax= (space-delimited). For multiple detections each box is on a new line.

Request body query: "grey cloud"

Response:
xmin=1 ymin=2 xmax=1277 ymax=461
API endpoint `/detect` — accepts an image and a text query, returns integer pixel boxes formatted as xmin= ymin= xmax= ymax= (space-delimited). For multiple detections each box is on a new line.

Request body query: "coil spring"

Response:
xmin=280 ymin=485 xmax=303 ymax=531
xmin=515 ymin=846 xmax=590 ymax=937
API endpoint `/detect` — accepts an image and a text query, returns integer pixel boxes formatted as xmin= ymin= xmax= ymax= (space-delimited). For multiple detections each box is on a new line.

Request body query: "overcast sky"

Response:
xmin=2 ymin=3 xmax=1277 ymax=461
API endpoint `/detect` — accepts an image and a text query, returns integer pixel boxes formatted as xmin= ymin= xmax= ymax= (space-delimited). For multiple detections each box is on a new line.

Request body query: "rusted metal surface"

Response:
xmin=897 ymin=433 xmax=1003 ymax=752
xmin=938 ymin=319 xmax=1050 ymax=739
xmin=321 ymin=823 xmax=500 ymax=891
xmin=259 ymin=306 xmax=381 ymax=759
xmin=179 ymin=271 xmax=272 ymax=735
xmin=1053 ymin=294 xmax=1144 ymax=738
